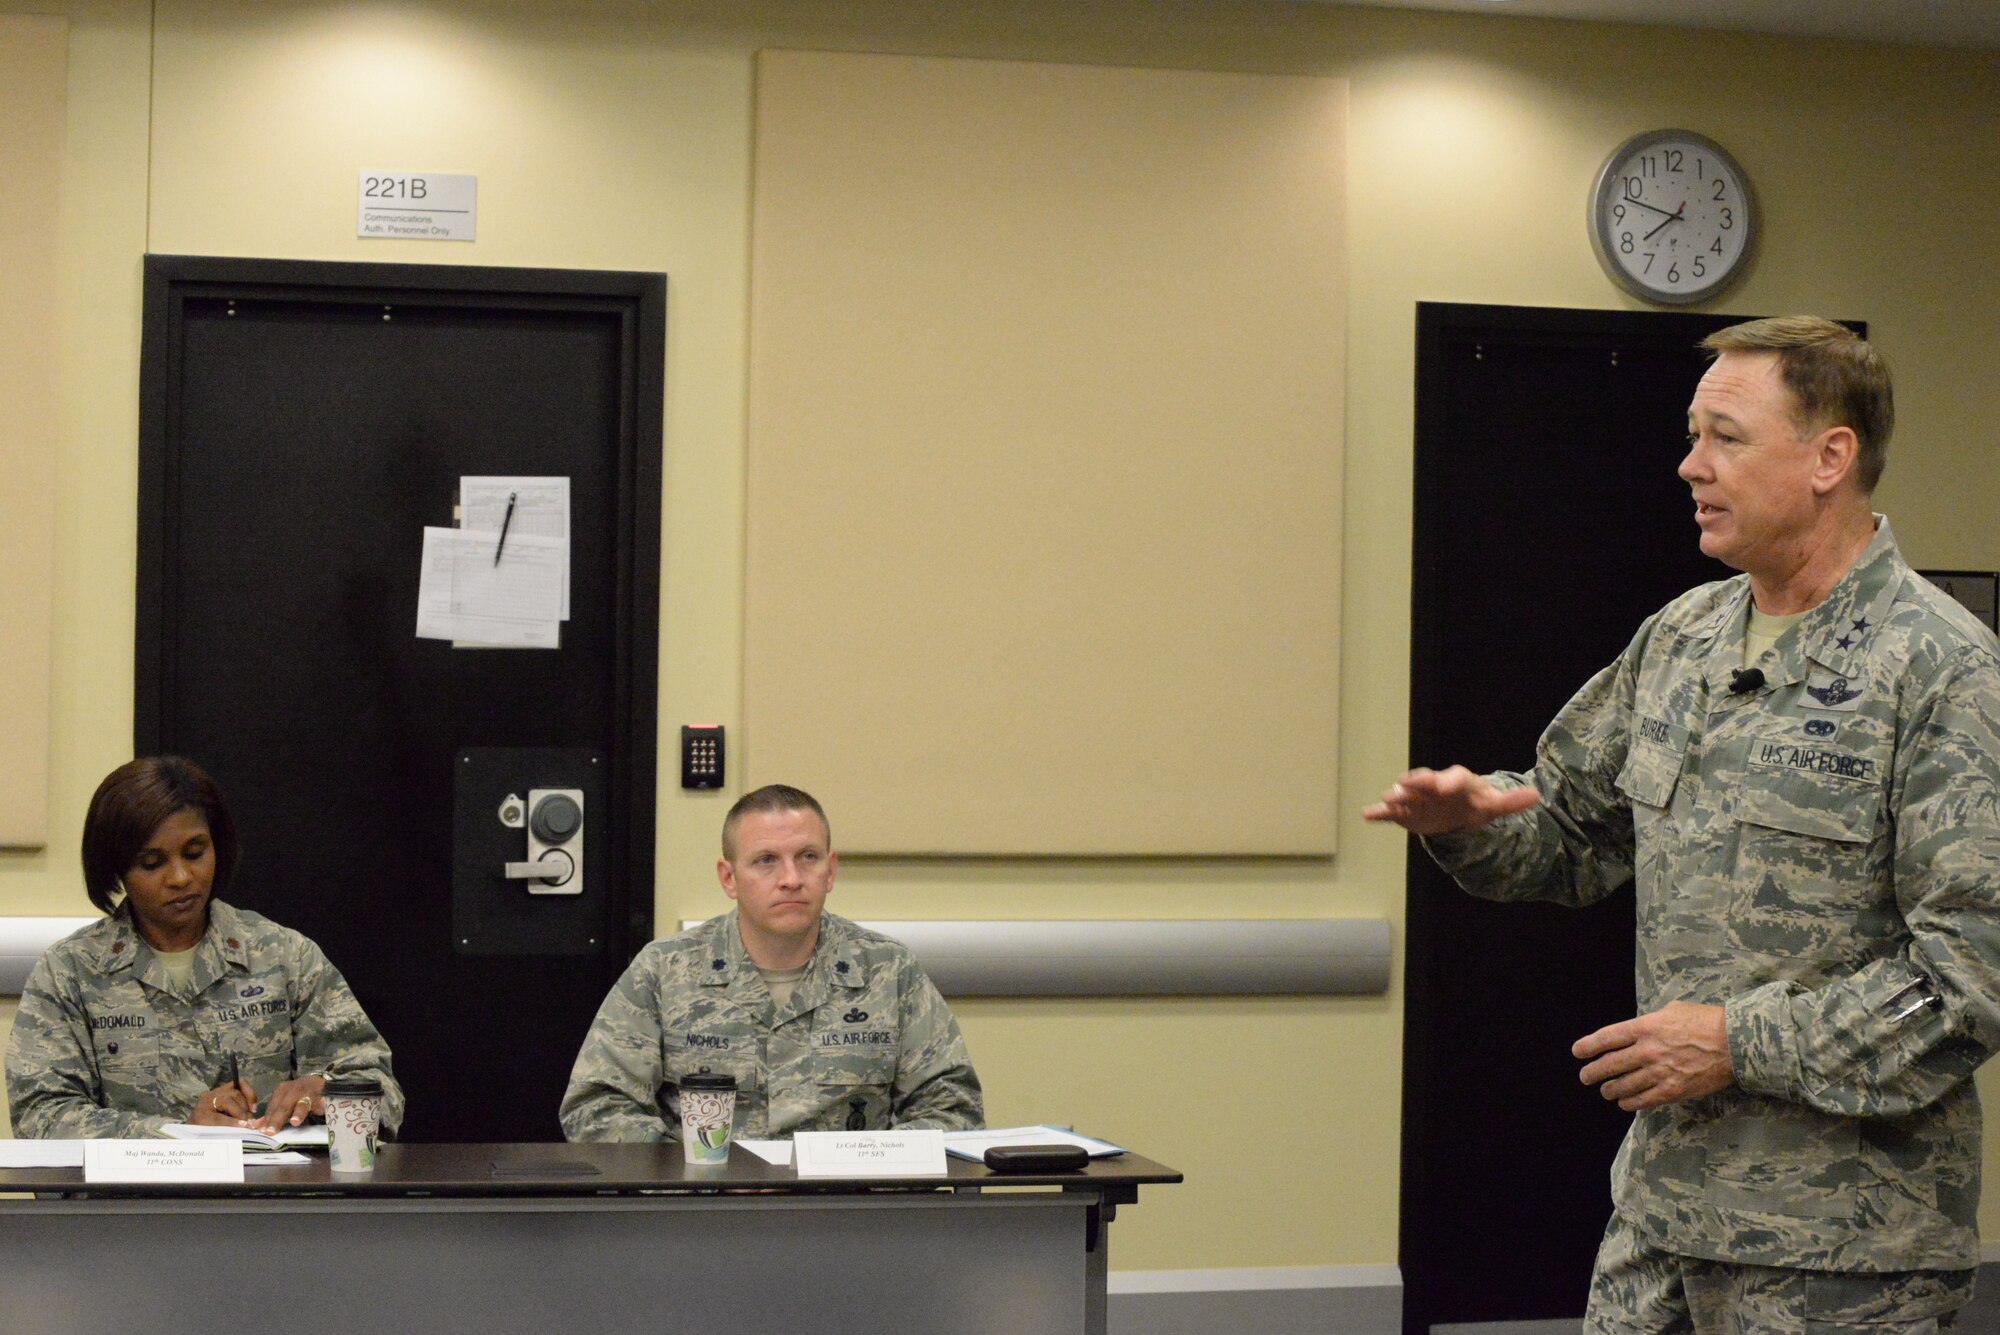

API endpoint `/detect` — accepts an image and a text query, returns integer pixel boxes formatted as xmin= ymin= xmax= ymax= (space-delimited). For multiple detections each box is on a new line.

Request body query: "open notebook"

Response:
xmin=160 ymin=1123 xmax=330 ymax=1152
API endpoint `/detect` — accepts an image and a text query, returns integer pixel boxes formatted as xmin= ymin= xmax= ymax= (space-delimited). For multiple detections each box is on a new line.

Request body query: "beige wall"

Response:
xmin=744 ymin=52 xmax=1347 ymax=857
xmin=3 ymin=0 xmax=1998 ymax=1274
xmin=0 ymin=13 xmax=65 ymax=850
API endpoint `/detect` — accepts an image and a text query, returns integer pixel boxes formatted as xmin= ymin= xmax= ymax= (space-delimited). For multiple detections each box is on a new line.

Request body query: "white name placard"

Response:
xmin=793 ymin=1129 xmax=947 ymax=1178
xmin=358 ymin=172 xmax=476 ymax=241
xmin=84 ymin=1139 xmax=244 ymax=1184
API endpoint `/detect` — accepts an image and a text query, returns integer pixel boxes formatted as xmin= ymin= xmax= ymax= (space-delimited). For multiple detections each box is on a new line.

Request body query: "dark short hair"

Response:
xmin=1700 ymin=316 xmax=1894 ymax=492
xmin=80 ymin=756 xmax=240 ymax=915
xmin=721 ymin=784 xmax=829 ymax=860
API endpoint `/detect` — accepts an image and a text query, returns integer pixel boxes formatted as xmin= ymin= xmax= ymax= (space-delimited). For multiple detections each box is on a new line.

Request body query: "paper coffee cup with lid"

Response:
xmin=323 ymin=1075 xmax=386 ymax=1173
xmin=678 ymin=1071 xmax=737 ymax=1165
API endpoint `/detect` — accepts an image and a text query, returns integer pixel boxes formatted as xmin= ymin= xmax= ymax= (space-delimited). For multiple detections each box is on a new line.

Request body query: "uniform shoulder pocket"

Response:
xmin=1615 ymin=715 xmax=1690 ymax=808
xmin=810 ymin=1048 xmax=896 ymax=1133
xmin=93 ymin=1028 xmax=159 ymax=1068
xmin=91 ymin=1028 xmax=162 ymax=1108
xmin=812 ymin=1009 xmax=899 ymax=1088
xmin=1736 ymin=769 xmax=1877 ymax=844
xmin=663 ymin=1033 xmax=762 ymax=1093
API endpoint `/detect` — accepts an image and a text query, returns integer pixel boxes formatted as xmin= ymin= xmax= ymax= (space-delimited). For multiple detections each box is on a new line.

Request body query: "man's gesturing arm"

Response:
xmin=1362 ymin=765 xmax=1541 ymax=835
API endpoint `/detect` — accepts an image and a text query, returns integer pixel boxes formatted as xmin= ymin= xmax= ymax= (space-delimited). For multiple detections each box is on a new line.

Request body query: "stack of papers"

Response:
xmin=160 ymin=1123 xmax=328 ymax=1165
xmin=162 ymin=1123 xmax=329 ymax=1149
xmin=940 ymin=1125 xmax=1127 ymax=1162
xmin=416 ymin=476 xmax=572 ymax=648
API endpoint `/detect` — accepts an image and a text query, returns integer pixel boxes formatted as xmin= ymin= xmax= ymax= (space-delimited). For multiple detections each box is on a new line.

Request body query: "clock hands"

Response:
xmin=1622 ymin=192 xmax=1687 ymax=241
xmin=1622 ymin=193 xmax=1681 ymax=220
xmin=1642 ymin=203 xmax=1685 ymax=241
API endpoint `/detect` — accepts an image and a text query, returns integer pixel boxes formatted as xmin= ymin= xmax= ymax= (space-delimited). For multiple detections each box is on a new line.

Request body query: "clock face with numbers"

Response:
xmin=1589 ymin=129 xmax=1753 ymax=306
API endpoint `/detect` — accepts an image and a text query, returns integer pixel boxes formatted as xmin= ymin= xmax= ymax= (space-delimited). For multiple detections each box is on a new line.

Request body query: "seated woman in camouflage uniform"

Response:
xmin=4 ymin=756 xmax=404 ymax=1138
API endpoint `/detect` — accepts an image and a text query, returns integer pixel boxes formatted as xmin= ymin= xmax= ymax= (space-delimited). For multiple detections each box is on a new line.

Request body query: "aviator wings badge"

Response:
xmin=1803 ymin=668 xmax=1863 ymax=711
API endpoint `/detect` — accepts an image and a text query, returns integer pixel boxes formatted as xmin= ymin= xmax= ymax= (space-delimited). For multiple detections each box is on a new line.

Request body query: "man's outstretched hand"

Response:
xmin=1362 ymin=766 xmax=1540 ymax=836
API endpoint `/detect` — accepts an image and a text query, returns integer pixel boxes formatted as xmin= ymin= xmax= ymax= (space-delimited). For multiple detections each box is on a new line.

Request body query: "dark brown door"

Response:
xmin=136 ymin=256 xmax=663 ymax=1142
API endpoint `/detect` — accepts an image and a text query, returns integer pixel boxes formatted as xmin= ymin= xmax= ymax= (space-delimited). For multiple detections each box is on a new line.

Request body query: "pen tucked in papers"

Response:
xmin=461 ymin=476 xmax=571 ymax=618
xmin=494 ymin=489 xmax=518 ymax=565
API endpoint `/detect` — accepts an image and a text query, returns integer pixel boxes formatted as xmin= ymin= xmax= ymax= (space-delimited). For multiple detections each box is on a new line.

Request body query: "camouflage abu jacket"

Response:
xmin=5 ymin=899 xmax=405 ymax=1138
xmin=560 ymin=910 xmax=983 ymax=1142
xmin=1426 ymin=519 xmax=2000 ymax=1271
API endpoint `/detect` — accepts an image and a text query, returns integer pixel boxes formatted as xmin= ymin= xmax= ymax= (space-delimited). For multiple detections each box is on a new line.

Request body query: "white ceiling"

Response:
xmin=1311 ymin=0 xmax=2000 ymax=50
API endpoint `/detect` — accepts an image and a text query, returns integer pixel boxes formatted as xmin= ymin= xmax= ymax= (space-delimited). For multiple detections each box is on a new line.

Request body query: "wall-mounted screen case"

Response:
xmin=453 ymin=747 xmax=608 ymax=955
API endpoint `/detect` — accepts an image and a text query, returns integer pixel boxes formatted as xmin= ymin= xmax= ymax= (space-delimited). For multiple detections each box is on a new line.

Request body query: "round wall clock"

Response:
xmin=1588 ymin=129 xmax=1753 ymax=306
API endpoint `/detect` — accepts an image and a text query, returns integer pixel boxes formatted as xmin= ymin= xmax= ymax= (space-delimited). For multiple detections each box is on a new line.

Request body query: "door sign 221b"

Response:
xmin=357 ymin=172 xmax=477 ymax=242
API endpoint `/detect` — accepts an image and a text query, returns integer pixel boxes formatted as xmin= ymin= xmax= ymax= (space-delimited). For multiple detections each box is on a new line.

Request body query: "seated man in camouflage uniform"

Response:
xmin=1367 ymin=318 xmax=2000 ymax=1332
xmin=560 ymin=784 xmax=982 ymax=1141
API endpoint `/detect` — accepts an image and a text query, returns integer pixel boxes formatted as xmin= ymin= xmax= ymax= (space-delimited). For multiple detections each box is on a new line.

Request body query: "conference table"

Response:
xmin=0 ymin=1141 xmax=1181 ymax=1335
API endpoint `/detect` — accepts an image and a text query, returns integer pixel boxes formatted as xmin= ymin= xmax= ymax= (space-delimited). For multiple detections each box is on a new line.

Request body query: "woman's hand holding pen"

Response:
xmin=192 ymin=1075 xmax=256 ymax=1125
xmin=188 ymin=1051 xmax=325 ymax=1130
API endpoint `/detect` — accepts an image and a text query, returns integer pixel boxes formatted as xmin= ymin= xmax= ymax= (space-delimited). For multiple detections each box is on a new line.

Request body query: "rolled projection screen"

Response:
xmin=0 ymin=918 xmax=97 ymax=994
xmin=869 ymin=919 xmax=1390 ymax=996
xmin=682 ymin=918 xmax=1390 ymax=997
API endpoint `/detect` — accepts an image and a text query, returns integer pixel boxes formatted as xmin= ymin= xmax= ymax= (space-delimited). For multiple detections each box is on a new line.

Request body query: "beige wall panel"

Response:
xmin=746 ymin=51 xmax=1346 ymax=855
xmin=0 ymin=0 xmax=151 ymax=913
xmin=0 ymin=15 xmax=66 ymax=850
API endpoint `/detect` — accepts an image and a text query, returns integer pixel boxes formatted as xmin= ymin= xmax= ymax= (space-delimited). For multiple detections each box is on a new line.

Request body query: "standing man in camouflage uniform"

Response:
xmin=1366 ymin=318 xmax=2000 ymax=1331
xmin=561 ymin=784 xmax=982 ymax=1142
